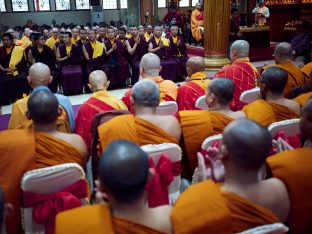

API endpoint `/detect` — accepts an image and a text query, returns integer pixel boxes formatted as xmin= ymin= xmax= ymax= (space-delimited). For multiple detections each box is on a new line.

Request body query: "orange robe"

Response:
xmin=267 ymin=148 xmax=312 ymax=234
xmin=214 ymin=57 xmax=260 ymax=111
xmin=294 ymin=91 xmax=312 ymax=107
xmin=177 ymin=72 xmax=210 ymax=111
xmin=179 ymin=110 xmax=233 ymax=177
xmin=34 ymin=132 xmax=85 ymax=169
xmin=301 ymin=61 xmax=312 ymax=77
xmin=75 ymin=90 xmax=127 ymax=153
xmin=121 ymin=76 xmax=178 ymax=112
xmin=0 ymin=130 xmax=36 ymax=234
xmin=98 ymin=114 xmax=179 ymax=152
xmin=268 ymin=102 xmax=299 ymax=122
xmin=191 ymin=9 xmax=204 ymax=41
xmin=8 ymin=96 xmax=71 ymax=133
xmin=171 ymin=180 xmax=233 ymax=234
xmin=267 ymin=63 xmax=308 ymax=98
xmin=56 ymin=204 xmax=166 ymax=234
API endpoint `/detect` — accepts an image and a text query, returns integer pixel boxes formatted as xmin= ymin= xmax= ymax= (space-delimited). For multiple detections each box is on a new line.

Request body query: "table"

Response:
xmin=239 ymin=26 xmax=270 ymax=48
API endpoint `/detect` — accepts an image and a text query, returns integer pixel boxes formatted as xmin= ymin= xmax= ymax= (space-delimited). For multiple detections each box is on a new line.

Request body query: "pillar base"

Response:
xmin=204 ymin=54 xmax=231 ymax=71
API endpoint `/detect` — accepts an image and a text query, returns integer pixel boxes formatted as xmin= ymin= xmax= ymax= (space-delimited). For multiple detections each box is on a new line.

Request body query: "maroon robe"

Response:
xmin=149 ymin=37 xmax=178 ymax=81
xmin=0 ymin=46 xmax=28 ymax=105
xmin=127 ymin=37 xmax=141 ymax=85
xmin=75 ymin=39 xmax=88 ymax=87
xmin=104 ymin=38 xmax=130 ymax=86
xmin=59 ymin=44 xmax=83 ymax=95
xmin=138 ymin=36 xmax=148 ymax=60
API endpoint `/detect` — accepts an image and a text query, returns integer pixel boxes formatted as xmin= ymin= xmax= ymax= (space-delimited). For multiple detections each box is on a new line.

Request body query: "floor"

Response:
xmin=1 ymin=60 xmax=275 ymax=115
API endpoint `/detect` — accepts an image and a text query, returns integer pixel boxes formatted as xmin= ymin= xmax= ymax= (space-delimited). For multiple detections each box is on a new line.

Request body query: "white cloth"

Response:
xmin=252 ymin=6 xmax=270 ymax=24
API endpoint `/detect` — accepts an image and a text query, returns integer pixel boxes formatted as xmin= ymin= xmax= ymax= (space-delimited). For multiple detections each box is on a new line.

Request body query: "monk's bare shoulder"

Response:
xmin=151 ymin=205 xmax=172 ymax=234
xmin=230 ymin=111 xmax=246 ymax=120
xmin=160 ymin=115 xmax=181 ymax=140
xmin=54 ymin=132 xmax=87 ymax=156
xmin=287 ymin=99 xmax=301 ymax=115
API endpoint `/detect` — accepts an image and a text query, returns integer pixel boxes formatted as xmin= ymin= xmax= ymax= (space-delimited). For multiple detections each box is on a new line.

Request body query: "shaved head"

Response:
xmin=99 ymin=140 xmax=149 ymax=203
xmin=261 ymin=67 xmax=288 ymax=95
xmin=131 ymin=79 xmax=160 ymax=107
xmin=223 ymin=119 xmax=272 ymax=170
xmin=207 ymin=78 xmax=234 ymax=106
xmin=186 ymin=56 xmax=205 ymax=76
xmin=89 ymin=70 xmax=108 ymax=90
xmin=28 ymin=63 xmax=52 ymax=87
xmin=140 ymin=53 xmax=161 ymax=76
xmin=230 ymin=40 xmax=250 ymax=59
xmin=274 ymin=42 xmax=292 ymax=61
xmin=27 ymin=90 xmax=59 ymax=125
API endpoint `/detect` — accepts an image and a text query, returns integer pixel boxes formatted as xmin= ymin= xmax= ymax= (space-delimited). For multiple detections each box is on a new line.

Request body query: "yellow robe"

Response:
xmin=45 ymin=36 xmax=59 ymax=49
xmin=268 ymin=102 xmax=299 ymax=122
xmin=191 ymin=9 xmax=204 ymax=41
xmin=301 ymin=61 xmax=312 ymax=77
xmin=267 ymin=148 xmax=312 ymax=234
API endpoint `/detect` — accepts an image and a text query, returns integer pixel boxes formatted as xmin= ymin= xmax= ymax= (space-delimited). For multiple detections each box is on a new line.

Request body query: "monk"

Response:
xmin=215 ymin=40 xmax=260 ymax=111
xmin=98 ymin=79 xmax=181 ymax=151
xmin=75 ymin=28 xmax=89 ymax=91
xmin=56 ymin=140 xmax=172 ymax=234
xmin=138 ymin=26 xmax=148 ymax=60
xmin=8 ymin=63 xmax=74 ymax=132
xmin=167 ymin=25 xmax=188 ymax=80
xmin=75 ymin=70 xmax=127 ymax=154
xmin=163 ymin=4 xmax=184 ymax=28
xmin=267 ymin=98 xmax=312 ymax=234
xmin=180 ymin=78 xmax=245 ymax=179
xmin=97 ymin=27 xmax=107 ymax=44
xmin=105 ymin=27 xmax=130 ymax=86
xmin=266 ymin=42 xmax=308 ymax=98
xmin=45 ymin=27 xmax=59 ymax=49
xmin=20 ymin=28 xmax=32 ymax=49
xmin=56 ymin=31 xmax=83 ymax=95
xmin=27 ymin=90 xmax=87 ymax=169
xmin=243 ymin=67 xmax=300 ymax=126
xmin=177 ymin=56 xmax=210 ymax=110
xmin=0 ymin=33 xmax=28 ymax=105
xmin=148 ymin=26 xmax=178 ymax=81
xmin=75 ymin=28 xmax=88 ymax=51
xmin=173 ymin=119 xmax=289 ymax=233
xmin=191 ymin=2 xmax=204 ymax=42
xmin=122 ymin=53 xmax=178 ymax=112
xmin=71 ymin=28 xmax=80 ymax=43
xmin=0 ymin=129 xmax=35 ymax=234
xmin=144 ymin=25 xmax=153 ymax=42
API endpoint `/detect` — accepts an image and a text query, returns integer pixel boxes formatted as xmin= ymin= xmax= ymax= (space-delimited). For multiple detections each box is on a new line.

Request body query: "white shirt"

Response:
xmin=252 ymin=6 xmax=270 ymax=24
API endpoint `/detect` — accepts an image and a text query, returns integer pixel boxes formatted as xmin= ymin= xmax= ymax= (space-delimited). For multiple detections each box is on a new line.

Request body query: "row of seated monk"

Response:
xmin=0 ymin=24 xmax=188 ymax=105
xmin=1 ymin=38 xmax=312 ymax=233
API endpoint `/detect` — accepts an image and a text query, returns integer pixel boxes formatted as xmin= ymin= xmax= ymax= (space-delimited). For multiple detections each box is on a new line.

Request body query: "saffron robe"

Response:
xmin=75 ymin=90 xmax=127 ymax=154
xmin=179 ymin=110 xmax=233 ymax=178
xmin=149 ymin=36 xmax=178 ymax=81
xmin=191 ymin=9 xmax=204 ymax=41
xmin=0 ymin=130 xmax=36 ymax=234
xmin=98 ymin=114 xmax=178 ymax=152
xmin=34 ymin=132 xmax=85 ymax=169
xmin=121 ymin=76 xmax=178 ymax=112
xmin=55 ymin=204 xmax=166 ymax=234
xmin=177 ymin=72 xmax=210 ymax=111
xmin=267 ymin=148 xmax=312 ymax=234
xmin=215 ymin=57 xmax=260 ymax=111
xmin=301 ymin=61 xmax=312 ymax=77
xmin=294 ymin=91 xmax=312 ymax=107
xmin=268 ymin=102 xmax=300 ymax=121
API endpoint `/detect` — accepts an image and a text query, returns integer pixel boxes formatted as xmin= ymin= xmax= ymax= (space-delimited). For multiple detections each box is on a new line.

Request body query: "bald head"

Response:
xmin=186 ymin=56 xmax=205 ymax=76
xmin=207 ymin=78 xmax=234 ymax=106
xmin=274 ymin=42 xmax=292 ymax=62
xmin=99 ymin=140 xmax=149 ymax=203
xmin=230 ymin=40 xmax=250 ymax=59
xmin=261 ymin=67 xmax=288 ymax=95
xmin=27 ymin=90 xmax=59 ymax=125
xmin=223 ymin=119 xmax=272 ymax=170
xmin=28 ymin=63 xmax=52 ymax=88
xmin=88 ymin=70 xmax=108 ymax=91
xmin=140 ymin=53 xmax=161 ymax=77
xmin=131 ymin=79 xmax=160 ymax=107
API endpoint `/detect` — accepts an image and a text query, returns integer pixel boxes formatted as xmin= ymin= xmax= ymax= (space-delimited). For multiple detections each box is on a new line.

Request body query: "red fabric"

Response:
xmin=177 ymin=81 xmax=205 ymax=111
xmin=200 ymin=140 xmax=221 ymax=182
xmin=195 ymin=12 xmax=204 ymax=21
xmin=271 ymin=131 xmax=302 ymax=155
xmin=23 ymin=179 xmax=87 ymax=234
xmin=146 ymin=154 xmax=180 ymax=207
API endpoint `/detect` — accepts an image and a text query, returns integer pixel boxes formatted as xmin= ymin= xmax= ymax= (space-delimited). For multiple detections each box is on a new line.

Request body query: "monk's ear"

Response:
xmin=139 ymin=66 xmax=144 ymax=75
xmin=49 ymin=76 xmax=53 ymax=85
xmin=105 ymin=80 xmax=110 ymax=89
xmin=147 ymin=168 xmax=155 ymax=182
xmin=27 ymin=76 xmax=31 ymax=85
xmin=87 ymin=83 xmax=92 ymax=91
xmin=159 ymin=65 xmax=162 ymax=72
xmin=130 ymin=95 xmax=135 ymax=106
xmin=219 ymin=144 xmax=229 ymax=160
xmin=57 ymin=107 xmax=63 ymax=117
xmin=25 ymin=110 xmax=31 ymax=120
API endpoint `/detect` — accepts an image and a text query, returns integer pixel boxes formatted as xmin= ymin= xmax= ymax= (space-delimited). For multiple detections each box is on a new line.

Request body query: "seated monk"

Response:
xmin=180 ymin=78 xmax=245 ymax=179
xmin=215 ymin=40 xmax=260 ymax=111
xmin=243 ymin=67 xmax=300 ymax=126
xmin=177 ymin=56 xmax=210 ymax=110
xmin=122 ymin=53 xmax=178 ymax=112
xmin=191 ymin=2 xmax=204 ymax=42
xmin=173 ymin=119 xmax=289 ymax=233
xmin=8 ymin=63 xmax=74 ymax=132
xmin=26 ymin=90 xmax=87 ymax=169
xmin=56 ymin=140 xmax=172 ymax=234
xmin=98 ymin=79 xmax=181 ymax=152
xmin=265 ymin=42 xmax=308 ymax=98
xmin=0 ymin=130 xmax=35 ymax=234
xmin=267 ymin=98 xmax=312 ymax=234
xmin=75 ymin=70 xmax=128 ymax=154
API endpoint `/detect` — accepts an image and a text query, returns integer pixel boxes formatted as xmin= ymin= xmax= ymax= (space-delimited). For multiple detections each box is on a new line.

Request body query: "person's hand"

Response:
xmin=112 ymin=43 xmax=117 ymax=50
xmin=159 ymin=40 xmax=164 ymax=48
xmin=297 ymin=61 xmax=304 ymax=69
xmin=135 ymin=37 xmax=140 ymax=44
xmin=94 ymin=180 xmax=108 ymax=204
xmin=7 ymin=67 xmax=15 ymax=72
xmin=272 ymin=138 xmax=294 ymax=153
xmin=177 ymin=39 xmax=181 ymax=47
xmin=67 ymin=53 xmax=71 ymax=58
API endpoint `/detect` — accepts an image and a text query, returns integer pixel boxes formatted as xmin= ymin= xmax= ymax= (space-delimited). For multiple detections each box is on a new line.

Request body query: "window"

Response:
xmin=0 ymin=0 xmax=6 ymax=11
xmin=120 ymin=0 xmax=127 ymax=9
xmin=76 ymin=0 xmax=89 ymax=9
xmin=56 ymin=0 xmax=70 ymax=10
xmin=192 ymin=0 xmax=198 ymax=6
xmin=34 ymin=0 xmax=50 ymax=11
xmin=102 ymin=0 xmax=117 ymax=9
xmin=12 ymin=0 xmax=28 ymax=11
xmin=158 ymin=0 xmax=166 ymax=8
xmin=179 ymin=0 xmax=189 ymax=7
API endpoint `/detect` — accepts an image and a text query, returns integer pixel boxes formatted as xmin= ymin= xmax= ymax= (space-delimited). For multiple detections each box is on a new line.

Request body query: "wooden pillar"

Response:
xmin=128 ymin=0 xmax=140 ymax=26
xmin=204 ymin=0 xmax=231 ymax=70
xmin=140 ymin=0 xmax=155 ymax=26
